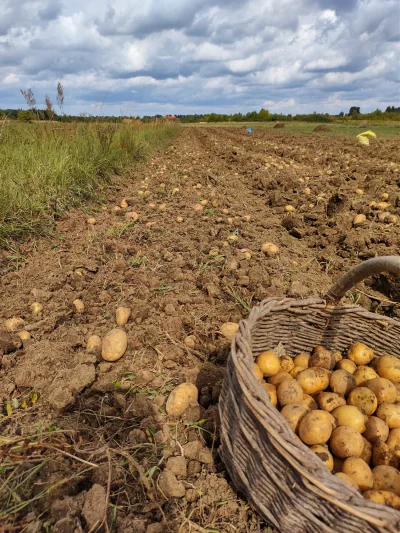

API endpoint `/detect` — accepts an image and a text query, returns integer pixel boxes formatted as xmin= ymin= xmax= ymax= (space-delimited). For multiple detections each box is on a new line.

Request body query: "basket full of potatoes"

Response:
xmin=219 ymin=256 xmax=400 ymax=533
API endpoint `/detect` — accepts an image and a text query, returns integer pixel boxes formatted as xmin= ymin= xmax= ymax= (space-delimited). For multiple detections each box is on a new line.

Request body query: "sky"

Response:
xmin=0 ymin=0 xmax=399 ymax=116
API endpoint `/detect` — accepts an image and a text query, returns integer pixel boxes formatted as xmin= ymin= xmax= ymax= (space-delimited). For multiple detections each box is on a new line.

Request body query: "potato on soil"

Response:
xmin=281 ymin=404 xmax=308 ymax=433
xmin=336 ymin=359 xmax=357 ymax=374
xmin=335 ymin=472 xmax=360 ymax=492
xmin=256 ymin=351 xmax=281 ymax=377
xmin=362 ymin=490 xmax=400 ymax=510
xmin=184 ymin=335 xmax=197 ymax=349
xmin=116 ymin=306 xmax=131 ymax=326
xmin=101 ymin=328 xmax=128 ymax=362
xmin=268 ymin=370 xmax=293 ymax=386
xmin=376 ymin=403 xmax=400 ymax=429
xmin=330 ymin=426 xmax=365 ymax=458
xmin=30 ymin=302 xmax=43 ymax=314
xmin=363 ymin=417 xmax=390 ymax=444
xmin=353 ymin=365 xmax=379 ymax=386
xmin=73 ymin=299 xmax=85 ymax=313
xmin=347 ymin=387 xmax=378 ymax=416
xmin=372 ymin=465 xmax=400 ymax=495
xmin=298 ymin=410 xmax=336 ymax=445
xmin=5 ymin=317 xmax=24 ymax=332
xmin=361 ymin=437 xmax=373 ymax=465
xmin=347 ymin=342 xmax=374 ymax=366
xmin=17 ymin=331 xmax=31 ymax=342
xmin=372 ymin=441 xmax=399 ymax=468
xmin=342 ymin=457 xmax=373 ymax=491
xmin=280 ymin=355 xmax=295 ymax=373
xmin=332 ymin=405 xmax=367 ymax=433
xmin=377 ymin=354 xmax=400 ymax=383
xmin=387 ymin=429 xmax=400 ymax=458
xmin=298 ymin=394 xmax=318 ymax=411
xmin=166 ymin=383 xmax=199 ymax=417
xmin=263 ymin=383 xmax=277 ymax=406
xmin=277 ymin=380 xmax=304 ymax=406
xmin=309 ymin=347 xmax=334 ymax=370
xmin=261 ymin=242 xmax=279 ymax=256
xmin=329 ymin=369 xmax=356 ymax=397
xmin=219 ymin=322 xmax=239 ymax=340
xmin=254 ymin=363 xmax=264 ymax=380
xmin=296 ymin=367 xmax=330 ymax=395
xmin=317 ymin=392 xmax=346 ymax=413
xmin=294 ymin=353 xmax=310 ymax=368
xmin=87 ymin=335 xmax=102 ymax=355
xmin=310 ymin=445 xmax=334 ymax=471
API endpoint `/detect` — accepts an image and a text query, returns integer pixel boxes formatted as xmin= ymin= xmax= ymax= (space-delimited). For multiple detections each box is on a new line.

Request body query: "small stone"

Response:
xmin=0 ymin=329 xmax=18 ymax=355
xmin=182 ymin=440 xmax=202 ymax=460
xmin=127 ymin=429 xmax=147 ymax=444
xmin=185 ymin=489 xmax=199 ymax=502
xmin=82 ymin=485 xmax=106 ymax=530
xmin=187 ymin=460 xmax=202 ymax=475
xmin=165 ymin=304 xmax=175 ymax=315
xmin=135 ymin=369 xmax=154 ymax=386
xmin=289 ymin=281 xmax=309 ymax=298
xmin=52 ymin=515 xmax=76 ymax=533
xmin=158 ymin=470 xmax=185 ymax=498
xmin=166 ymin=456 xmax=187 ymax=478
xmin=199 ymin=448 xmax=213 ymax=464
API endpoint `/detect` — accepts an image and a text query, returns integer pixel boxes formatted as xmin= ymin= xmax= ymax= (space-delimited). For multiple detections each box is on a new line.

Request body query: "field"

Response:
xmin=0 ymin=125 xmax=400 ymax=532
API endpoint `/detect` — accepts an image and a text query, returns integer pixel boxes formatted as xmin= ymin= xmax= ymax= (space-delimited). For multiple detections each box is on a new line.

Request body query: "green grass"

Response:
xmin=0 ymin=120 xmax=179 ymax=246
xmin=184 ymin=121 xmax=400 ymax=138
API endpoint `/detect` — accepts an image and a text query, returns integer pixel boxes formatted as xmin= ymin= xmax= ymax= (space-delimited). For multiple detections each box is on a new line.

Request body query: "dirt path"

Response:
xmin=1 ymin=127 xmax=399 ymax=533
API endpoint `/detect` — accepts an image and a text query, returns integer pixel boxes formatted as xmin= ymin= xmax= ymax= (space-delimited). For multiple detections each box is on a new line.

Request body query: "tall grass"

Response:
xmin=0 ymin=120 xmax=179 ymax=245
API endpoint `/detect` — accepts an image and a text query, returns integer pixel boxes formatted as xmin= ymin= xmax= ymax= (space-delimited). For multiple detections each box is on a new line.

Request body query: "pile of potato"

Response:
xmin=254 ymin=342 xmax=400 ymax=509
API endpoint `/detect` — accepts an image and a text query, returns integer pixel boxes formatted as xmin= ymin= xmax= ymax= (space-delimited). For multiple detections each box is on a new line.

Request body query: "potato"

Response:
xmin=296 ymin=368 xmax=330 ymax=395
xmin=336 ymin=359 xmax=357 ymax=374
xmin=277 ymin=379 xmax=304 ymax=406
xmin=353 ymin=366 xmax=379 ymax=386
xmin=309 ymin=348 xmax=334 ymax=370
xmin=329 ymin=370 xmax=356 ymax=397
xmin=387 ymin=429 xmax=400 ymax=458
xmin=220 ymin=322 xmax=239 ymax=340
xmin=362 ymin=490 xmax=400 ymax=510
xmin=394 ymin=383 xmax=400 ymax=403
xmin=263 ymin=383 xmax=277 ymax=406
xmin=268 ymin=370 xmax=293 ymax=386
xmin=17 ymin=330 xmax=31 ymax=342
xmin=310 ymin=444 xmax=334 ymax=471
xmin=116 ymin=306 xmax=131 ymax=326
xmin=87 ymin=335 xmax=102 ymax=355
xmin=347 ymin=387 xmax=378 ymax=416
xmin=298 ymin=410 xmax=336 ymax=445
xmin=184 ymin=335 xmax=197 ymax=349
xmin=335 ymin=472 xmax=361 ymax=491
xmin=102 ymin=328 xmax=128 ymax=362
xmin=347 ymin=342 xmax=374 ymax=366
xmin=294 ymin=353 xmax=310 ymax=368
xmin=332 ymin=405 xmax=367 ymax=433
xmin=280 ymin=404 xmax=308 ymax=433
xmin=298 ymin=394 xmax=318 ymax=411
xmin=366 ymin=378 xmax=397 ymax=405
xmin=341 ymin=457 xmax=373 ymax=491
xmin=253 ymin=363 xmax=264 ymax=380
xmin=333 ymin=455 xmax=345 ymax=473
xmin=332 ymin=351 xmax=343 ymax=365
xmin=376 ymin=403 xmax=400 ymax=429
xmin=330 ymin=426 xmax=365 ymax=458
xmin=290 ymin=365 xmax=307 ymax=378
xmin=361 ymin=437 xmax=373 ymax=465
xmin=280 ymin=355 xmax=295 ymax=373
xmin=256 ymin=351 xmax=281 ymax=377
xmin=166 ymin=383 xmax=199 ymax=417
xmin=372 ymin=441 xmax=399 ymax=468
xmin=30 ymin=302 xmax=43 ymax=314
xmin=377 ymin=354 xmax=400 ymax=383
xmin=363 ymin=417 xmax=390 ymax=444
xmin=317 ymin=392 xmax=346 ymax=413
xmin=261 ymin=242 xmax=279 ymax=256
xmin=5 ymin=317 xmax=25 ymax=332
xmin=372 ymin=465 xmax=400 ymax=496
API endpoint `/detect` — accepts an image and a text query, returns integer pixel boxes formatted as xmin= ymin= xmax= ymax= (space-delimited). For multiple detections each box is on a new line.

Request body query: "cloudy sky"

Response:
xmin=1 ymin=0 xmax=399 ymax=116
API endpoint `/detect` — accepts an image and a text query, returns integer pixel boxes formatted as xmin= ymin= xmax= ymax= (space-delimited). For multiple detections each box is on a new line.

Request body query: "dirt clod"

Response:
xmin=82 ymin=484 xmax=107 ymax=530
xmin=158 ymin=469 xmax=186 ymax=498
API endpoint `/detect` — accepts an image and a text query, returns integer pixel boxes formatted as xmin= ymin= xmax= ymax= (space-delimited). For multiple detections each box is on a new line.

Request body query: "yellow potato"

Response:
xmin=361 ymin=437 xmax=373 ymax=465
xmin=268 ymin=370 xmax=293 ymax=386
xmin=298 ymin=410 xmax=336 ymax=445
xmin=4 ymin=317 xmax=24 ymax=332
xmin=332 ymin=405 xmax=367 ymax=433
xmin=330 ymin=426 xmax=365 ymax=458
xmin=376 ymin=403 xmax=400 ymax=429
xmin=298 ymin=394 xmax=318 ymax=411
xmin=372 ymin=465 xmax=400 ymax=496
xmin=362 ymin=490 xmax=400 ymax=510
xmin=220 ymin=322 xmax=239 ymax=340
xmin=329 ymin=370 xmax=356 ymax=397
xmin=347 ymin=387 xmax=378 ymax=416
xmin=280 ymin=355 xmax=295 ymax=373
xmin=342 ymin=457 xmax=373 ymax=491
xmin=363 ymin=416 xmax=390 ymax=444
xmin=116 ymin=306 xmax=131 ymax=326
xmin=335 ymin=472 xmax=361 ymax=491
xmin=73 ymin=299 xmax=85 ymax=313
xmin=296 ymin=368 xmax=330 ymax=395
xmin=317 ymin=392 xmax=346 ymax=413
xmin=310 ymin=444 xmax=334 ymax=471
xmin=309 ymin=347 xmax=334 ymax=370
xmin=290 ymin=366 xmax=307 ymax=378
xmin=277 ymin=379 xmax=304 ymax=406
xmin=87 ymin=335 xmax=102 ymax=355
xmin=166 ymin=383 xmax=199 ymax=417
xmin=256 ymin=351 xmax=281 ymax=377
xmin=336 ymin=359 xmax=357 ymax=374
xmin=263 ymin=383 xmax=277 ymax=406
xmin=101 ymin=328 xmax=128 ymax=362
xmin=377 ymin=354 xmax=400 ymax=383
xmin=280 ymin=404 xmax=308 ymax=433
xmin=332 ymin=351 xmax=343 ymax=365
xmin=366 ymin=378 xmax=397 ymax=405
xmin=353 ymin=365 xmax=379 ymax=386
xmin=347 ymin=342 xmax=374 ymax=366
xmin=394 ymin=383 xmax=400 ymax=403
xmin=372 ymin=441 xmax=399 ymax=468
xmin=387 ymin=429 xmax=400 ymax=459
xmin=294 ymin=353 xmax=310 ymax=368
xmin=253 ymin=363 xmax=264 ymax=380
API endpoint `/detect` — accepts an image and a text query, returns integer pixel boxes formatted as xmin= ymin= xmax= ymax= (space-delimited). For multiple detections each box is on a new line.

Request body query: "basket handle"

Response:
xmin=326 ymin=256 xmax=400 ymax=301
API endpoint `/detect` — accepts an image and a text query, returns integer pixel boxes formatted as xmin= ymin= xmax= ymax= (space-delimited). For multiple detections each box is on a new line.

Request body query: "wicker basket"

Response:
xmin=219 ymin=256 xmax=400 ymax=533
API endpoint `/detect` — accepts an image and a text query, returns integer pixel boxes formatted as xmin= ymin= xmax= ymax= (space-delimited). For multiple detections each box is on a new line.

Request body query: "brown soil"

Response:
xmin=273 ymin=122 xmax=285 ymax=128
xmin=1 ymin=127 xmax=399 ymax=533
xmin=313 ymin=125 xmax=332 ymax=132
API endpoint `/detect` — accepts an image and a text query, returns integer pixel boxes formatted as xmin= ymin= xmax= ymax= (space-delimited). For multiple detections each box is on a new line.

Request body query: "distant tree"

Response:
xmin=348 ymin=106 xmax=361 ymax=117
xmin=338 ymin=112 xmax=344 ymax=117
xmin=258 ymin=108 xmax=270 ymax=121
xmin=56 ymin=82 xmax=65 ymax=116
xmin=17 ymin=110 xmax=33 ymax=122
